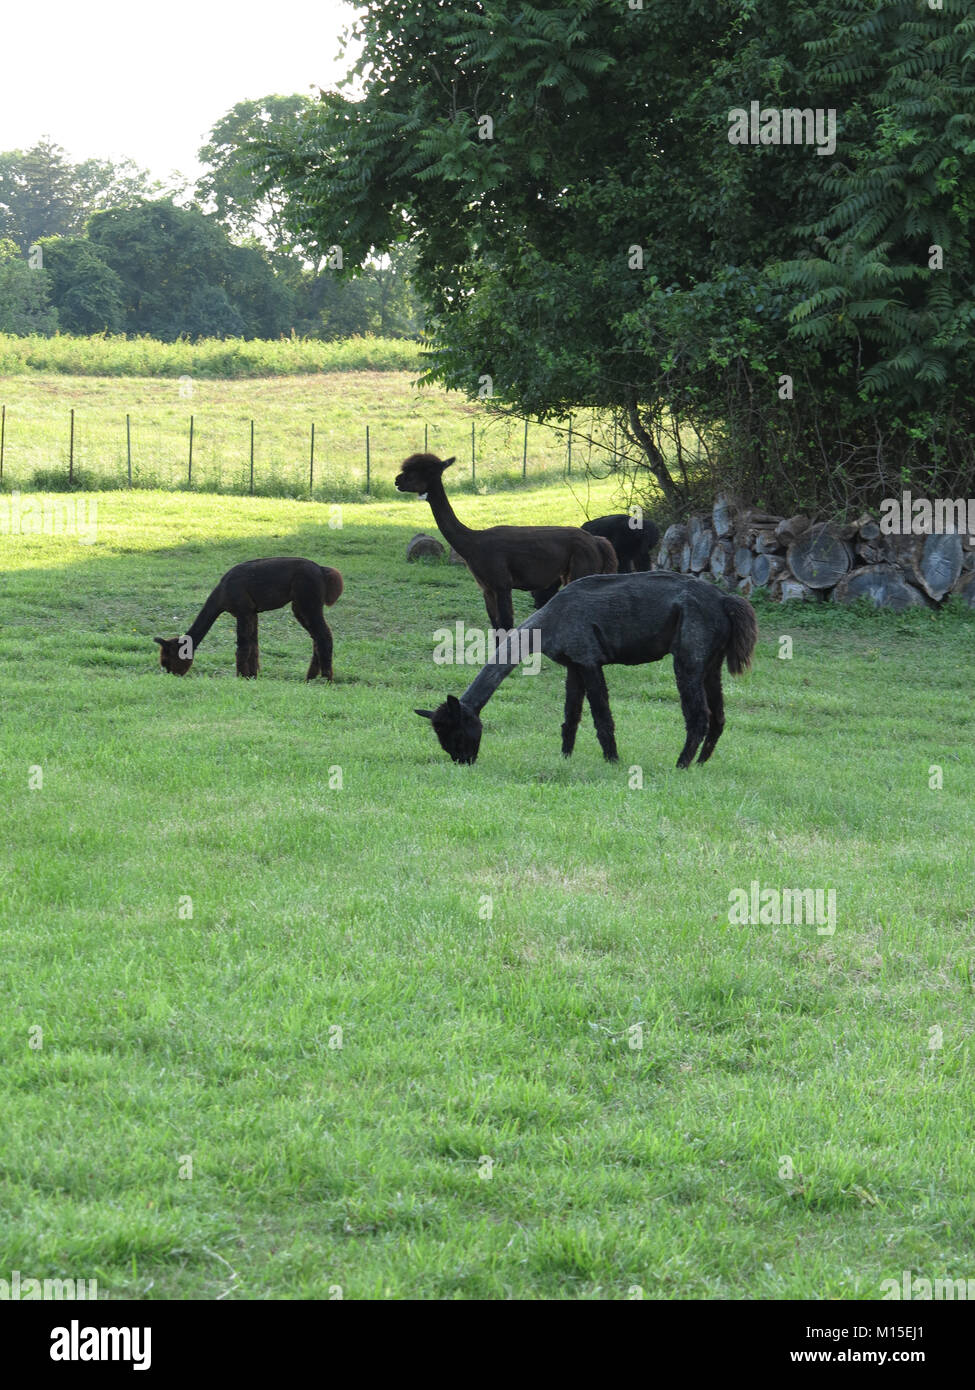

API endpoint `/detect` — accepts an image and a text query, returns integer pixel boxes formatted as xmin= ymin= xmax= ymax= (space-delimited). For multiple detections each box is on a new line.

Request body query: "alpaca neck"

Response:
xmin=185 ymin=590 xmax=224 ymax=650
xmin=461 ymin=617 xmax=545 ymax=714
xmin=424 ymin=476 xmax=474 ymax=551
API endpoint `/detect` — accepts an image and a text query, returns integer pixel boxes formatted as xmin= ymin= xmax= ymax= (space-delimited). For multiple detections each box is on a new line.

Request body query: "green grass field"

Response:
xmin=2 ymin=479 xmax=974 ymax=1301
xmin=0 ymin=369 xmax=616 ymax=500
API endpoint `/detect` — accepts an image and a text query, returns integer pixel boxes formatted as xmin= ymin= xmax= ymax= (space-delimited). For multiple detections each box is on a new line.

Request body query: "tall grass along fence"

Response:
xmin=0 ymin=333 xmax=424 ymax=378
xmin=0 ymin=400 xmax=622 ymax=500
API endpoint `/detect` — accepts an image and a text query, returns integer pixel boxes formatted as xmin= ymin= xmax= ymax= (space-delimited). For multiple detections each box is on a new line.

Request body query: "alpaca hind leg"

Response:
xmin=290 ymin=604 xmax=320 ymax=679
xmin=531 ymin=583 xmax=560 ymax=610
xmin=561 ymin=662 xmax=586 ymax=757
xmin=697 ymin=665 xmax=725 ymax=764
xmin=673 ymin=657 xmax=711 ymax=768
xmin=581 ymin=664 xmax=618 ymax=762
xmin=308 ymin=611 xmax=334 ymax=681
xmin=236 ymin=613 xmax=259 ymax=677
xmin=291 ymin=600 xmax=330 ymax=680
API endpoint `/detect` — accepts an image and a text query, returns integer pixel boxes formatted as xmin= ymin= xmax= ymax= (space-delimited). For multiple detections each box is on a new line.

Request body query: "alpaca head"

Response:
xmin=415 ymin=694 xmax=482 ymax=764
xmin=153 ymin=636 xmax=194 ymax=675
xmin=395 ymin=453 xmax=455 ymax=500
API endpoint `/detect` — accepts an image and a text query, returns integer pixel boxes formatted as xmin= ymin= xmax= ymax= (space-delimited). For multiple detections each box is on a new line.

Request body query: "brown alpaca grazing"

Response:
xmin=395 ymin=453 xmax=617 ymax=634
xmin=154 ymin=558 xmax=343 ymax=680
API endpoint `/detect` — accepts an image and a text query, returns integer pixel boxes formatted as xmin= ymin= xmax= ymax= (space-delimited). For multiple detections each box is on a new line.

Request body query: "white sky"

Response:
xmin=0 ymin=0 xmax=362 ymax=186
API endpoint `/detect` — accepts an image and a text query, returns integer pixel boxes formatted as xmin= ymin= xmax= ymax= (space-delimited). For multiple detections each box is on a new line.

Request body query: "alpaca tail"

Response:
xmin=594 ymin=536 xmax=618 ymax=574
xmin=320 ymin=566 xmax=344 ymax=605
xmin=722 ymin=593 xmax=758 ymax=675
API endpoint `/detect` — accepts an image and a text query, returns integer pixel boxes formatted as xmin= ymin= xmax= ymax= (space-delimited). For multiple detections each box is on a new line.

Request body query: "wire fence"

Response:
xmin=0 ymin=401 xmax=631 ymax=498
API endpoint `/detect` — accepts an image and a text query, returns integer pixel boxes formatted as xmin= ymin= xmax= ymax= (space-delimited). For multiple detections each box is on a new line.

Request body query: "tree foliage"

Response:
xmin=37 ymin=237 xmax=126 ymax=334
xmin=197 ymin=95 xmax=314 ymax=251
xmin=264 ymin=0 xmax=975 ymax=512
xmin=0 ymin=140 xmax=173 ymax=250
xmin=85 ymin=200 xmax=294 ymax=340
xmin=0 ymin=237 xmax=58 ymax=334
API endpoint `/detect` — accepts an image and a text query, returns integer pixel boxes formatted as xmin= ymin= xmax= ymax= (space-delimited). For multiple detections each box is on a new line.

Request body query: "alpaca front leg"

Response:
xmin=561 ymin=662 xmax=585 ymax=757
xmin=480 ymin=586 xmax=503 ymax=654
xmin=582 ymin=665 xmax=618 ymax=762
xmin=236 ymin=613 xmax=259 ymax=678
xmin=492 ymin=588 xmax=515 ymax=657
xmin=311 ymin=620 xmax=333 ymax=681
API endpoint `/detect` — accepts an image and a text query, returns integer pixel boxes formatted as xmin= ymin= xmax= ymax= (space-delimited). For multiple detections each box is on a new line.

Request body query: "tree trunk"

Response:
xmin=953 ymin=570 xmax=975 ymax=606
xmin=776 ymin=514 xmax=810 ymax=542
xmin=710 ymin=539 xmax=735 ymax=580
xmin=624 ymin=389 xmax=683 ymax=507
xmin=832 ymin=565 xmax=932 ymax=611
xmin=754 ymin=530 xmax=783 ymax=555
xmin=712 ymin=494 xmax=737 ymax=538
xmin=691 ymin=527 xmax=715 ymax=571
xmin=911 ymin=533 xmax=964 ymax=601
xmin=780 ymin=579 xmax=817 ymax=602
xmin=787 ymin=524 xmax=853 ymax=589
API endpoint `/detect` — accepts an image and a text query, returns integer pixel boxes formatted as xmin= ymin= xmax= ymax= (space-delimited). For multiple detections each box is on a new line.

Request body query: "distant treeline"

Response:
xmin=0 ymin=125 xmax=424 ymax=342
xmin=0 ymin=333 xmax=425 ymax=378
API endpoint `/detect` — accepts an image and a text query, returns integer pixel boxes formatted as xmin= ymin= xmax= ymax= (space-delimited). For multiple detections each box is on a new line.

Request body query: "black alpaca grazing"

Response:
xmin=415 ymin=572 xmax=757 ymax=768
xmin=526 ymin=512 xmax=660 ymax=608
xmin=154 ymin=558 xmax=343 ymax=680
xmin=583 ymin=513 xmax=660 ymax=572
xmin=395 ymin=453 xmax=617 ymax=633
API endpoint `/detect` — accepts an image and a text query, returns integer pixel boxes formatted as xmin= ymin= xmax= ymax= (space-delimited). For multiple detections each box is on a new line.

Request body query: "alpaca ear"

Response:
xmin=441 ymin=456 xmax=456 ymax=470
xmin=446 ymin=694 xmax=461 ymax=710
xmin=153 ymin=636 xmax=166 ymax=646
xmin=414 ymin=708 xmax=434 ymax=719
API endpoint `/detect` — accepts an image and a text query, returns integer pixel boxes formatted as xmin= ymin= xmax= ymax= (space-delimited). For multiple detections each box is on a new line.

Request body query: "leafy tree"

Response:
xmin=86 ymin=199 xmax=295 ymax=339
xmin=200 ymin=94 xmax=425 ymax=339
xmin=36 ymin=237 xmax=126 ymax=333
xmin=173 ymin=285 xmax=245 ymax=339
xmin=197 ymin=95 xmax=313 ymax=250
xmin=264 ymin=0 xmax=975 ymax=512
xmin=0 ymin=140 xmax=79 ymax=249
xmin=0 ymin=140 xmax=167 ymax=251
xmin=0 ymin=237 xmax=58 ymax=333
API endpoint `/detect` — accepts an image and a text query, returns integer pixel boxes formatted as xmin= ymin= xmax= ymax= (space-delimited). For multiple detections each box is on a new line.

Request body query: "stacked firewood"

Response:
xmin=655 ymin=496 xmax=975 ymax=609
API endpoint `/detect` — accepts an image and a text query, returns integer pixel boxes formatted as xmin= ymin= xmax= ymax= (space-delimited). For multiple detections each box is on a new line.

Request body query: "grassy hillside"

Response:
xmin=1 ymin=484 xmax=973 ymax=1299
xmin=0 ymin=372 xmax=617 ymax=500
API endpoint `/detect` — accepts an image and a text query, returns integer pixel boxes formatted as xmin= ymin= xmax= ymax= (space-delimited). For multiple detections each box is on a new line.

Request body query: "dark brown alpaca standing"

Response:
xmin=394 ymin=453 xmax=617 ymax=632
xmin=154 ymin=558 xmax=343 ymax=680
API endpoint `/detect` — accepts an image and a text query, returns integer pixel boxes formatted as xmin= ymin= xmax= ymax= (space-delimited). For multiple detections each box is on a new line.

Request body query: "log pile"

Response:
xmin=655 ymin=496 xmax=975 ymax=609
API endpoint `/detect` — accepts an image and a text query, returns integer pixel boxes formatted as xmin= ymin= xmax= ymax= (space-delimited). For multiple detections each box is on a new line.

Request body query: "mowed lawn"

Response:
xmin=1 ymin=483 xmax=973 ymax=1301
